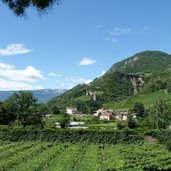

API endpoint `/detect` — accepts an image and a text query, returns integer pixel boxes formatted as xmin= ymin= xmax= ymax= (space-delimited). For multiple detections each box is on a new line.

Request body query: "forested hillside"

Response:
xmin=48 ymin=51 xmax=171 ymax=111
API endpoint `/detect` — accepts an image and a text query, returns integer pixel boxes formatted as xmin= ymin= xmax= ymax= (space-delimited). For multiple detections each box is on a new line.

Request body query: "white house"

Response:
xmin=95 ymin=109 xmax=113 ymax=121
xmin=66 ymin=107 xmax=78 ymax=115
xmin=115 ymin=110 xmax=128 ymax=121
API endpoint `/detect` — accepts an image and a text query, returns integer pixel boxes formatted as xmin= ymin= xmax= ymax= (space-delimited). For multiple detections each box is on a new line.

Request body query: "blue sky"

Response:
xmin=0 ymin=0 xmax=171 ymax=90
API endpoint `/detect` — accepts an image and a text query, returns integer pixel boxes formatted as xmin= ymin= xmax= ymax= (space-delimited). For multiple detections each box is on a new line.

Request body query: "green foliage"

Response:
xmin=48 ymin=84 xmax=88 ymax=110
xmin=2 ymin=0 xmax=61 ymax=16
xmin=0 ymin=92 xmax=48 ymax=127
xmin=87 ymin=116 xmax=100 ymax=124
xmin=87 ymin=122 xmax=116 ymax=130
xmin=50 ymin=106 xmax=60 ymax=115
xmin=90 ymin=71 xmax=133 ymax=102
xmin=103 ymin=90 xmax=171 ymax=110
xmin=6 ymin=92 xmax=46 ymax=127
xmin=48 ymin=51 xmax=171 ymax=114
xmin=132 ymin=102 xmax=145 ymax=118
xmin=116 ymin=120 xmax=127 ymax=130
xmin=166 ymin=139 xmax=171 ymax=151
xmin=145 ymin=130 xmax=171 ymax=143
xmin=110 ymin=51 xmax=171 ymax=74
xmin=127 ymin=113 xmax=137 ymax=129
xmin=0 ymin=142 xmax=171 ymax=170
xmin=59 ymin=113 xmax=70 ymax=128
xmin=149 ymin=98 xmax=171 ymax=129
xmin=0 ymin=101 xmax=16 ymax=125
xmin=0 ymin=127 xmax=143 ymax=144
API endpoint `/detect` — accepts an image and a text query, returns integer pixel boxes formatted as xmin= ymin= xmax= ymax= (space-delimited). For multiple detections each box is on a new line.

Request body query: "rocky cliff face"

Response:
xmin=130 ymin=76 xmax=145 ymax=95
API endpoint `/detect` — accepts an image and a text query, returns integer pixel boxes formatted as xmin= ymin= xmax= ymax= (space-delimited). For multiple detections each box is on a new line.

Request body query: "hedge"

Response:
xmin=0 ymin=126 xmax=143 ymax=144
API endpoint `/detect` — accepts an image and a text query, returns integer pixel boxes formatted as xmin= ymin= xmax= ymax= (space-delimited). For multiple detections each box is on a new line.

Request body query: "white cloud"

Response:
xmin=49 ymin=72 xmax=61 ymax=77
xmin=87 ymin=24 xmax=103 ymax=30
xmin=33 ymin=85 xmax=44 ymax=90
xmin=84 ymin=80 xmax=92 ymax=84
xmin=61 ymin=83 xmax=65 ymax=87
xmin=135 ymin=25 xmax=149 ymax=35
xmin=0 ymin=78 xmax=43 ymax=91
xmin=0 ymin=62 xmax=45 ymax=90
xmin=106 ymin=26 xmax=149 ymax=44
xmin=110 ymin=27 xmax=132 ymax=36
xmin=105 ymin=37 xmax=118 ymax=43
xmin=76 ymin=78 xmax=84 ymax=82
xmin=78 ymin=57 xmax=96 ymax=66
xmin=0 ymin=44 xmax=32 ymax=56
xmin=101 ymin=71 xmax=106 ymax=76
xmin=64 ymin=76 xmax=93 ymax=88
xmin=65 ymin=76 xmax=86 ymax=83
xmin=0 ymin=63 xmax=15 ymax=70
xmin=0 ymin=65 xmax=44 ymax=83
xmin=65 ymin=76 xmax=77 ymax=82
xmin=68 ymin=83 xmax=73 ymax=86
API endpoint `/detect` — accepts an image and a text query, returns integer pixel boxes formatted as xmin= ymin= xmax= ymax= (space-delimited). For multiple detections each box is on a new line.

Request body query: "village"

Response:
xmin=54 ymin=106 xmax=129 ymax=129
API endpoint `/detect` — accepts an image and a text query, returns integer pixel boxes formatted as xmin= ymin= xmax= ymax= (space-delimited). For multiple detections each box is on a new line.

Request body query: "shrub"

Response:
xmin=145 ymin=129 xmax=171 ymax=143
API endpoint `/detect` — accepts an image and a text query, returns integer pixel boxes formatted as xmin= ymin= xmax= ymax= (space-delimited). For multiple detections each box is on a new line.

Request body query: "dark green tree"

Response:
xmin=2 ymin=0 xmax=61 ymax=16
xmin=6 ymin=91 xmax=45 ymax=127
xmin=150 ymin=98 xmax=171 ymax=129
xmin=51 ymin=105 xmax=60 ymax=115
xmin=133 ymin=102 xmax=145 ymax=118
xmin=0 ymin=101 xmax=16 ymax=125
xmin=127 ymin=114 xmax=137 ymax=129
xmin=125 ymin=108 xmax=137 ymax=129
xmin=59 ymin=113 xmax=70 ymax=129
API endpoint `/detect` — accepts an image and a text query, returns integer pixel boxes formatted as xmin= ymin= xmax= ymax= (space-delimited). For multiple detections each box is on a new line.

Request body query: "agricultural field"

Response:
xmin=103 ymin=90 xmax=171 ymax=110
xmin=0 ymin=141 xmax=171 ymax=171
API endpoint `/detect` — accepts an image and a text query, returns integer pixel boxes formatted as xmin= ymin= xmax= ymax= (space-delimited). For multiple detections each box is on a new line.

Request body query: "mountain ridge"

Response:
xmin=0 ymin=89 xmax=67 ymax=103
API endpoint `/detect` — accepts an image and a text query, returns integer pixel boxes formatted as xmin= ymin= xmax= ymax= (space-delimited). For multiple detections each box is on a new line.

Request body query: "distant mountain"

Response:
xmin=0 ymin=89 xmax=67 ymax=103
xmin=48 ymin=51 xmax=171 ymax=111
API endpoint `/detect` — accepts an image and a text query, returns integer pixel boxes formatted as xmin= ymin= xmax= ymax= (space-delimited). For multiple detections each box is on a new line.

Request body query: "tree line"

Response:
xmin=0 ymin=91 xmax=48 ymax=127
xmin=117 ymin=99 xmax=171 ymax=130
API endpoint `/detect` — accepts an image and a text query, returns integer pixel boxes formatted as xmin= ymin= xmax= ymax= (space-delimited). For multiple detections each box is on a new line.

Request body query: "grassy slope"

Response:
xmin=103 ymin=90 xmax=171 ymax=110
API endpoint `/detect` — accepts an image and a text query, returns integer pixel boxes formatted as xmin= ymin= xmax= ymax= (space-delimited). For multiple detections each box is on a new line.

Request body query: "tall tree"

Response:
xmin=0 ymin=101 xmax=16 ymax=125
xmin=2 ymin=0 xmax=61 ymax=16
xmin=59 ymin=113 xmax=70 ymax=129
xmin=150 ymin=98 xmax=171 ymax=129
xmin=132 ymin=102 xmax=145 ymax=118
xmin=6 ymin=91 xmax=45 ymax=127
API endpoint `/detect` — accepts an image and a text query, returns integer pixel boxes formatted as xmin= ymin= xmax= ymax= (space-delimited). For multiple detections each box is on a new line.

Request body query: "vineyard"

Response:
xmin=0 ymin=141 xmax=171 ymax=171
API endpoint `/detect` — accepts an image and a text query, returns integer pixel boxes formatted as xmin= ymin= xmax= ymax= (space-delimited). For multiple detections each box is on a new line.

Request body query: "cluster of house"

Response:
xmin=66 ymin=107 xmax=128 ymax=121
xmin=94 ymin=109 xmax=128 ymax=121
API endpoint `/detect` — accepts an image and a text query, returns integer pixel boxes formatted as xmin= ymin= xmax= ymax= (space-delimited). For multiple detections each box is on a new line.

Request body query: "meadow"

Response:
xmin=103 ymin=90 xmax=171 ymax=110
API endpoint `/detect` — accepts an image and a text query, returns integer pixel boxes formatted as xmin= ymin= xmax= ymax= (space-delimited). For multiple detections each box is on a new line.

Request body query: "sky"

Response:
xmin=0 ymin=0 xmax=171 ymax=90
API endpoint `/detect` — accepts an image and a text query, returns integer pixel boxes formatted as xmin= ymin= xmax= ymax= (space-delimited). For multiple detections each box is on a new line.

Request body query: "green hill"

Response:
xmin=109 ymin=51 xmax=171 ymax=74
xmin=48 ymin=51 xmax=171 ymax=111
xmin=103 ymin=90 xmax=171 ymax=110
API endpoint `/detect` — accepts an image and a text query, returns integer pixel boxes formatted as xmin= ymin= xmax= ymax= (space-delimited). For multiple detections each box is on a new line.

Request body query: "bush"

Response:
xmin=116 ymin=121 xmax=127 ymax=130
xmin=145 ymin=129 xmax=171 ymax=143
